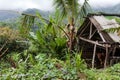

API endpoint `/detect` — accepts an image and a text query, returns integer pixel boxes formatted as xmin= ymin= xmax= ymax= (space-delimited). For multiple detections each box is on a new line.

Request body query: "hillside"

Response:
xmin=0 ymin=10 xmax=20 ymax=21
xmin=0 ymin=9 xmax=51 ymax=22
xmin=22 ymin=8 xmax=51 ymax=18
xmin=0 ymin=2 xmax=120 ymax=22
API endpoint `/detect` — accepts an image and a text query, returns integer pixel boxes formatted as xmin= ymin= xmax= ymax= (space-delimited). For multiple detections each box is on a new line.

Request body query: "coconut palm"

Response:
xmin=53 ymin=0 xmax=92 ymax=52
xmin=21 ymin=0 xmax=92 ymax=53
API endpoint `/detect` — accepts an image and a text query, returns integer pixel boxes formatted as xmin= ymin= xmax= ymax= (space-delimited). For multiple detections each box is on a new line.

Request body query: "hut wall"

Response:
xmin=78 ymin=40 xmax=94 ymax=59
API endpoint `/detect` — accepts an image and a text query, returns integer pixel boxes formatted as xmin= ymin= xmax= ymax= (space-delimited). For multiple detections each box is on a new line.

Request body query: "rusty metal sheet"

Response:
xmin=93 ymin=16 xmax=119 ymax=29
xmin=93 ymin=16 xmax=120 ymax=42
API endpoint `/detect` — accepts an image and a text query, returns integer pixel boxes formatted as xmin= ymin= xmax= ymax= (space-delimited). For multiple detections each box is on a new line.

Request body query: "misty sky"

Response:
xmin=0 ymin=0 xmax=120 ymax=11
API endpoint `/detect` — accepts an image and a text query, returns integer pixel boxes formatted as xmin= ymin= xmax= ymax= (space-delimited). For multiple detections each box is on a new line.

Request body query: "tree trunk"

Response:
xmin=67 ymin=17 xmax=76 ymax=52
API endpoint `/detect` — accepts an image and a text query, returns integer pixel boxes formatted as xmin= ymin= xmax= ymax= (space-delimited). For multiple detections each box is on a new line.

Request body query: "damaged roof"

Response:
xmin=93 ymin=15 xmax=120 ymax=42
xmin=77 ymin=13 xmax=120 ymax=43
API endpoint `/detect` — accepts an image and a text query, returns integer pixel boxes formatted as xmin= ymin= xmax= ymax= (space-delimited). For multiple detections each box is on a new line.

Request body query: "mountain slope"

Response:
xmin=22 ymin=8 xmax=51 ymax=18
xmin=0 ymin=10 xmax=20 ymax=21
xmin=0 ymin=9 xmax=51 ymax=22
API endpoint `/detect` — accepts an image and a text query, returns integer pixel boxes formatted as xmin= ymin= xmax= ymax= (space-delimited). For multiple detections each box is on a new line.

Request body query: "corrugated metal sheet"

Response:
xmin=93 ymin=16 xmax=120 ymax=42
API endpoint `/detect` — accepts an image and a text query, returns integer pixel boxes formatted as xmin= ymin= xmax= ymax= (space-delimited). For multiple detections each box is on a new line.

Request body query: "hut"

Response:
xmin=77 ymin=13 xmax=120 ymax=68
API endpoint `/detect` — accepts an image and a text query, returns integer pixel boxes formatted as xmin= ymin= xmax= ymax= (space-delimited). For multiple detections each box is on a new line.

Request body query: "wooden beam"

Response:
xmin=79 ymin=21 xmax=91 ymax=36
xmin=92 ymin=42 xmax=97 ymax=68
xmin=89 ymin=29 xmax=97 ymax=39
xmin=98 ymin=30 xmax=106 ymax=42
xmin=79 ymin=36 xmax=105 ymax=47
xmin=89 ymin=17 xmax=102 ymax=30
xmin=89 ymin=23 xmax=93 ymax=39
xmin=88 ymin=13 xmax=120 ymax=17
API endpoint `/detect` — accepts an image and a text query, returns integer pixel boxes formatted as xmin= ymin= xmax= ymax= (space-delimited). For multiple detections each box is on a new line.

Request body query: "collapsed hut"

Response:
xmin=77 ymin=13 xmax=120 ymax=68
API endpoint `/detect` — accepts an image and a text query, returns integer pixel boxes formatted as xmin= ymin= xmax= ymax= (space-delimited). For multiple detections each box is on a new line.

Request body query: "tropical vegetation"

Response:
xmin=0 ymin=0 xmax=120 ymax=80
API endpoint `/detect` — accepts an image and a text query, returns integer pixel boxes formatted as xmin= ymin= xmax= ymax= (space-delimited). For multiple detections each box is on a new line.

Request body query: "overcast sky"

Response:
xmin=0 ymin=0 xmax=120 ymax=11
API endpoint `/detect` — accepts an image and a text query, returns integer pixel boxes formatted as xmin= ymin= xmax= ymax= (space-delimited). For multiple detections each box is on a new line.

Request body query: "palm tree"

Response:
xmin=53 ymin=0 xmax=92 ymax=52
xmin=21 ymin=0 xmax=92 ymax=53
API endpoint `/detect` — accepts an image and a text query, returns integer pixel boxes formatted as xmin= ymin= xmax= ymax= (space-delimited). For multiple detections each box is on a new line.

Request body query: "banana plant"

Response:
xmin=53 ymin=0 xmax=93 ymax=52
xmin=25 ymin=10 xmax=68 ymax=59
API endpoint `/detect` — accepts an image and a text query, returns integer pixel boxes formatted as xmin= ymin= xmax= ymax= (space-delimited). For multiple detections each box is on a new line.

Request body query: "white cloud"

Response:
xmin=88 ymin=0 xmax=120 ymax=7
xmin=0 ymin=0 xmax=54 ymax=11
xmin=0 ymin=0 xmax=120 ymax=10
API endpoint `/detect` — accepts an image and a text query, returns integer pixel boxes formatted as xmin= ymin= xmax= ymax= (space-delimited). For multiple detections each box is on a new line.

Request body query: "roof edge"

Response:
xmin=88 ymin=12 xmax=120 ymax=17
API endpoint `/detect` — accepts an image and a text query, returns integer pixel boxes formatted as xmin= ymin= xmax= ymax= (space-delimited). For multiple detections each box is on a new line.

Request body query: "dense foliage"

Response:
xmin=0 ymin=27 xmax=27 ymax=52
xmin=1 ymin=52 xmax=120 ymax=79
xmin=0 ymin=52 xmax=87 ymax=80
xmin=0 ymin=0 xmax=120 ymax=80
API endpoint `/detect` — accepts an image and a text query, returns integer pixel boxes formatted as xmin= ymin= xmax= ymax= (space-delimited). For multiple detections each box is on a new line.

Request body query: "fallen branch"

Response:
xmin=0 ymin=48 xmax=8 ymax=59
xmin=0 ymin=41 xmax=7 ymax=52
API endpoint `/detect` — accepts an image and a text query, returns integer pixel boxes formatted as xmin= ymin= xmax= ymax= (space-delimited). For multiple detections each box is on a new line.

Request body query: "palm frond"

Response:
xmin=20 ymin=14 xmax=35 ymax=36
xmin=74 ymin=0 xmax=93 ymax=27
xmin=79 ymin=0 xmax=93 ymax=18
xmin=66 ymin=0 xmax=79 ymax=17
xmin=53 ymin=0 xmax=68 ymax=17
xmin=104 ymin=27 xmax=120 ymax=33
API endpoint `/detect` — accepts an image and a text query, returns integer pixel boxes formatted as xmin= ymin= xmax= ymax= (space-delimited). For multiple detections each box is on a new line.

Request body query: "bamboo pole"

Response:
xmin=89 ymin=23 xmax=92 ymax=39
xmin=110 ymin=47 xmax=116 ymax=66
xmin=104 ymin=44 xmax=109 ymax=68
xmin=79 ymin=37 xmax=105 ymax=47
xmin=92 ymin=42 xmax=97 ymax=68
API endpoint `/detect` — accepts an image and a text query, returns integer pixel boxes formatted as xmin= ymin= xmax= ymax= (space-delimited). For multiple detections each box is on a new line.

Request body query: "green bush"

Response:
xmin=0 ymin=52 xmax=87 ymax=80
xmin=0 ymin=27 xmax=28 ymax=53
xmin=84 ymin=64 xmax=120 ymax=80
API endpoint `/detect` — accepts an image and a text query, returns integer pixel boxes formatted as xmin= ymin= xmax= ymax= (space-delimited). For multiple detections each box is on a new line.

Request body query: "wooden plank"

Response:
xmin=98 ymin=30 xmax=106 ymax=42
xmin=89 ymin=29 xmax=97 ymax=39
xmin=89 ymin=17 xmax=102 ymax=30
xmin=79 ymin=21 xmax=91 ymax=36
xmin=92 ymin=42 xmax=97 ymax=68
xmin=104 ymin=44 xmax=109 ymax=68
xmin=89 ymin=23 xmax=92 ymax=39
xmin=101 ymin=31 xmax=114 ymax=43
xmin=79 ymin=36 xmax=105 ymax=47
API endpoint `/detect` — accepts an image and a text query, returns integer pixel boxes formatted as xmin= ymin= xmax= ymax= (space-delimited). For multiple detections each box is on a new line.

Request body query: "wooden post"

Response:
xmin=110 ymin=47 xmax=116 ymax=66
xmin=92 ymin=42 xmax=97 ymax=68
xmin=104 ymin=44 xmax=109 ymax=68
xmin=112 ymin=47 xmax=116 ymax=56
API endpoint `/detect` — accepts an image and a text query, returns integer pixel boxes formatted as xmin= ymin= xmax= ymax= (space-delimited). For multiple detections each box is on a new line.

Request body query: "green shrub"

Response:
xmin=0 ymin=27 xmax=28 ymax=53
xmin=84 ymin=64 xmax=120 ymax=80
xmin=0 ymin=52 xmax=87 ymax=80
